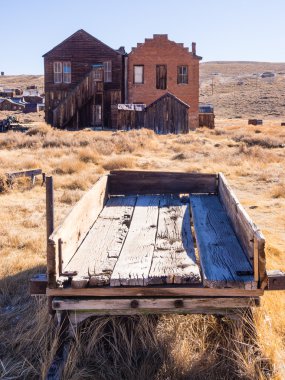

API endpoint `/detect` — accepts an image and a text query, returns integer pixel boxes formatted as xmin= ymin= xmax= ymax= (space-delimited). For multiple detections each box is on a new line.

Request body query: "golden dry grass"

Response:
xmin=0 ymin=120 xmax=285 ymax=379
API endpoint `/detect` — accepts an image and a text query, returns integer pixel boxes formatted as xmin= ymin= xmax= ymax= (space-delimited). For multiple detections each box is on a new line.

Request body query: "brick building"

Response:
xmin=127 ymin=34 xmax=202 ymax=129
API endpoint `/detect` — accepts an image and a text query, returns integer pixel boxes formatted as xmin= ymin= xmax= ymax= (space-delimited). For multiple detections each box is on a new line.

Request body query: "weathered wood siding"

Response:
xmin=43 ymin=29 xmax=125 ymax=127
xmin=145 ymin=93 xmax=189 ymax=134
xmin=199 ymin=113 xmax=215 ymax=129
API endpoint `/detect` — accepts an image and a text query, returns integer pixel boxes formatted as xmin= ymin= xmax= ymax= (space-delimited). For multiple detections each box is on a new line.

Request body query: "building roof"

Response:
xmin=146 ymin=92 xmax=190 ymax=109
xmin=43 ymin=29 xmax=126 ymax=57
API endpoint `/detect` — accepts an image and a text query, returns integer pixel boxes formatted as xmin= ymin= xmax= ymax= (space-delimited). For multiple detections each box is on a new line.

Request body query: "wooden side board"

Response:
xmin=218 ymin=173 xmax=266 ymax=283
xmin=48 ymin=175 xmax=109 ymax=287
xmin=108 ymin=170 xmax=217 ymax=195
xmin=190 ymin=195 xmax=256 ymax=289
xmin=52 ymin=297 xmax=259 ymax=313
xmin=47 ymin=286 xmax=264 ymax=297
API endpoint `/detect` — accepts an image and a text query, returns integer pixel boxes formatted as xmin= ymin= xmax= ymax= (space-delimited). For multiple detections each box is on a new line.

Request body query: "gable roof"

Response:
xmin=43 ymin=29 xmax=125 ymax=57
xmin=146 ymin=92 xmax=190 ymax=109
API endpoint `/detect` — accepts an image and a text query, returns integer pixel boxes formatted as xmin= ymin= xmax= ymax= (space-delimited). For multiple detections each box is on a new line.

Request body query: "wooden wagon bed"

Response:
xmin=38 ymin=170 xmax=274 ymax=320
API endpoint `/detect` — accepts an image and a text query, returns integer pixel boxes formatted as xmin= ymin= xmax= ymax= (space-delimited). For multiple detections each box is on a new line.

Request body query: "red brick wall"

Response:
xmin=127 ymin=35 xmax=201 ymax=129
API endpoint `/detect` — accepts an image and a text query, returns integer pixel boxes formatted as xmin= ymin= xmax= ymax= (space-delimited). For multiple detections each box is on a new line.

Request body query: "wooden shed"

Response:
xmin=199 ymin=104 xmax=215 ymax=129
xmin=145 ymin=93 xmax=189 ymax=134
xmin=0 ymin=98 xmax=25 ymax=111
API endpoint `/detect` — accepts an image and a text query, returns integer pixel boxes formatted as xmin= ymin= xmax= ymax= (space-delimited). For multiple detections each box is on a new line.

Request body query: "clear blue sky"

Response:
xmin=0 ymin=0 xmax=284 ymax=74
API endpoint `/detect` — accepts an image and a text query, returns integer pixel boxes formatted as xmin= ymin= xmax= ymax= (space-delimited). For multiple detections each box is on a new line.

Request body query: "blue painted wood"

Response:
xmin=190 ymin=195 xmax=256 ymax=289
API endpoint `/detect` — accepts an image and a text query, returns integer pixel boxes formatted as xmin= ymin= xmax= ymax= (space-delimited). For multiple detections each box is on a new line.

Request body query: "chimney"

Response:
xmin=192 ymin=42 xmax=196 ymax=55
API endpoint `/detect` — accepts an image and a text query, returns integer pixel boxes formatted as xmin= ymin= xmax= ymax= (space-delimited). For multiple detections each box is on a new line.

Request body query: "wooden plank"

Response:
xmin=6 ymin=168 xmax=42 ymax=179
xmin=148 ymin=195 xmax=201 ymax=284
xmin=46 ymin=176 xmax=56 ymax=287
xmin=50 ymin=175 xmax=109 ymax=281
xmin=266 ymin=270 xmax=285 ymax=290
xmin=64 ymin=196 xmax=137 ymax=288
xmin=52 ymin=297 xmax=258 ymax=311
xmin=218 ymin=173 xmax=266 ymax=283
xmin=110 ymin=195 xmax=159 ymax=286
xmin=109 ymin=170 xmax=217 ymax=195
xmin=47 ymin=286 xmax=264 ymax=298
xmin=67 ymin=308 xmax=248 ymax=322
xmin=191 ymin=195 xmax=256 ymax=289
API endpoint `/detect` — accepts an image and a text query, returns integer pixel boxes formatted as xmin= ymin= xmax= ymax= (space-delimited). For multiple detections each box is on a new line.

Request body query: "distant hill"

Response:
xmin=200 ymin=61 xmax=285 ymax=118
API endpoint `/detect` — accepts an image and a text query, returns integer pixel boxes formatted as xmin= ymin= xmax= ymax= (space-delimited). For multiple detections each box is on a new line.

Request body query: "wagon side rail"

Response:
xmin=108 ymin=170 xmax=218 ymax=195
xmin=218 ymin=173 xmax=266 ymax=286
xmin=47 ymin=174 xmax=109 ymax=288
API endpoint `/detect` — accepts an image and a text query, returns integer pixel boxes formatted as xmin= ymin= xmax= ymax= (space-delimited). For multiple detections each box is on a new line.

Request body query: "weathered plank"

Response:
xmin=109 ymin=170 xmax=217 ymax=195
xmin=47 ymin=286 xmax=264 ymax=298
xmin=50 ymin=175 xmax=109 ymax=283
xmin=110 ymin=195 xmax=160 ymax=286
xmin=52 ymin=297 xmax=258 ymax=312
xmin=148 ymin=195 xmax=201 ymax=284
xmin=64 ymin=196 xmax=137 ymax=288
xmin=190 ymin=195 xmax=256 ymax=289
xmin=218 ymin=173 xmax=266 ymax=282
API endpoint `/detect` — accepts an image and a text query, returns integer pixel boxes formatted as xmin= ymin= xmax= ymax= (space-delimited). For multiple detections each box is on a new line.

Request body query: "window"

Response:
xmin=53 ymin=61 xmax=71 ymax=84
xmin=156 ymin=65 xmax=167 ymax=89
xmin=177 ymin=65 xmax=188 ymax=84
xmin=54 ymin=62 xmax=62 ymax=83
xmin=63 ymin=62 xmax=71 ymax=83
xmin=104 ymin=61 xmax=112 ymax=82
xmin=134 ymin=65 xmax=144 ymax=84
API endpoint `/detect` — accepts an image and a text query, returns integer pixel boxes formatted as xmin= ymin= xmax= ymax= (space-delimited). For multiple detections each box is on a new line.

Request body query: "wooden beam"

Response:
xmin=6 ymin=168 xmax=42 ymax=179
xmin=46 ymin=176 xmax=56 ymax=288
xmin=108 ymin=170 xmax=217 ymax=195
xmin=47 ymin=286 xmax=264 ymax=298
xmin=266 ymin=270 xmax=285 ymax=290
xmin=30 ymin=274 xmax=47 ymax=295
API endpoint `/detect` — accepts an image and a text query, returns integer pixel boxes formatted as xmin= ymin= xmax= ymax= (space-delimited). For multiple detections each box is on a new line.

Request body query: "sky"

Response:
xmin=0 ymin=0 xmax=284 ymax=74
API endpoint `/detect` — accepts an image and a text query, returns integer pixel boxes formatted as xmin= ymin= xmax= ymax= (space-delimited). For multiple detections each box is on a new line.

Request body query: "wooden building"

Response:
xmin=145 ymin=93 xmax=189 ymax=134
xmin=199 ymin=104 xmax=215 ymax=129
xmin=43 ymin=29 xmax=126 ymax=128
xmin=0 ymin=98 xmax=25 ymax=111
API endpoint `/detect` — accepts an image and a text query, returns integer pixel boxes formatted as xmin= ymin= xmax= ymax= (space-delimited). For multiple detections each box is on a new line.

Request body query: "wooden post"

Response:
xmin=46 ymin=176 xmax=54 ymax=241
xmin=46 ymin=176 xmax=56 ymax=296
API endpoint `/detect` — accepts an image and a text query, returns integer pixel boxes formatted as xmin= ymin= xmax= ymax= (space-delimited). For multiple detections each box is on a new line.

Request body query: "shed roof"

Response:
xmin=146 ymin=92 xmax=190 ymax=109
xmin=43 ymin=29 xmax=125 ymax=57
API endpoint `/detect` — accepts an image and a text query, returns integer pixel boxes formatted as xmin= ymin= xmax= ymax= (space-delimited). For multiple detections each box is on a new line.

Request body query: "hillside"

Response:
xmin=200 ymin=62 xmax=285 ymax=119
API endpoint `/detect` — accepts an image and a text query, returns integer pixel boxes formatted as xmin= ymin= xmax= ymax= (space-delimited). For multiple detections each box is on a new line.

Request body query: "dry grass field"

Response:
xmin=0 ymin=118 xmax=285 ymax=379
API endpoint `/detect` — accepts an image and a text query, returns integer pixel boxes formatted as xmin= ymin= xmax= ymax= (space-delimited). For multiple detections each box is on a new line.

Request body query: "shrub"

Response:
xmin=102 ymin=155 xmax=134 ymax=170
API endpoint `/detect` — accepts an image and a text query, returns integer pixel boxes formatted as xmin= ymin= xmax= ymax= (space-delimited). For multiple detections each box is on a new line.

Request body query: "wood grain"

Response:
xmin=148 ymin=195 xmax=201 ymax=284
xmin=218 ymin=173 xmax=266 ymax=282
xmin=52 ymin=297 xmax=258 ymax=311
xmin=50 ymin=175 xmax=109 ymax=280
xmin=109 ymin=170 xmax=217 ymax=195
xmin=191 ymin=195 xmax=256 ymax=289
xmin=110 ymin=195 xmax=160 ymax=286
xmin=64 ymin=196 xmax=137 ymax=287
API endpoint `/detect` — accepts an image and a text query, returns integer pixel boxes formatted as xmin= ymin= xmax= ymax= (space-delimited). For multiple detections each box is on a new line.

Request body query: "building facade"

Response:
xmin=43 ymin=29 xmax=126 ymax=128
xmin=127 ymin=34 xmax=201 ymax=129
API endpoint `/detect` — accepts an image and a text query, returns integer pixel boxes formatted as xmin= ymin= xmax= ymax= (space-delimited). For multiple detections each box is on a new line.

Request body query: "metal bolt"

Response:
xmin=130 ymin=299 xmax=139 ymax=308
xmin=174 ymin=299 xmax=184 ymax=308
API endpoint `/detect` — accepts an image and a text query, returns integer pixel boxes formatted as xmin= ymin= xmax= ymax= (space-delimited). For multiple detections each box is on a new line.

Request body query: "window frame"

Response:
xmin=63 ymin=61 xmax=71 ymax=84
xmin=53 ymin=62 xmax=62 ymax=84
xmin=133 ymin=65 xmax=144 ymax=84
xmin=103 ymin=61 xmax=112 ymax=83
xmin=177 ymin=65 xmax=188 ymax=84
